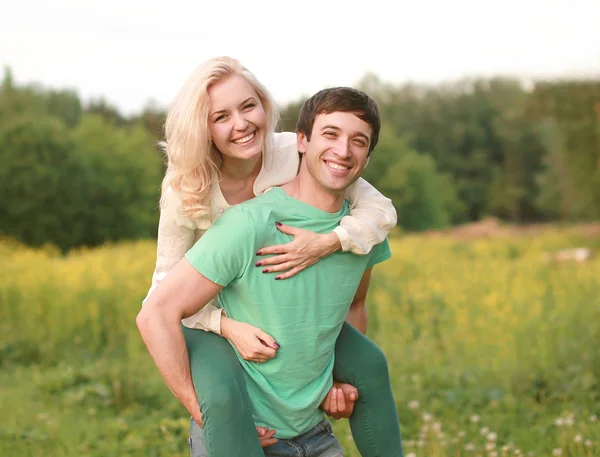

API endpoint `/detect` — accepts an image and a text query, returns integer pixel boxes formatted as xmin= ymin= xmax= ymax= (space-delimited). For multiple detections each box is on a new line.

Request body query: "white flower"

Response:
xmin=502 ymin=445 xmax=510 ymax=452
xmin=485 ymin=442 xmax=495 ymax=451
xmin=554 ymin=418 xmax=564 ymax=427
xmin=458 ymin=430 xmax=466 ymax=438
xmin=408 ymin=400 xmax=420 ymax=410
xmin=432 ymin=422 xmax=442 ymax=432
xmin=470 ymin=414 xmax=481 ymax=423
xmin=422 ymin=412 xmax=433 ymax=422
xmin=480 ymin=426 xmax=490 ymax=435
xmin=489 ymin=452 xmax=498 ymax=457
xmin=406 ymin=453 xmax=416 ymax=457
xmin=564 ymin=416 xmax=574 ymax=426
xmin=487 ymin=432 xmax=497 ymax=442
xmin=465 ymin=443 xmax=476 ymax=452
xmin=514 ymin=450 xmax=522 ymax=456
xmin=552 ymin=449 xmax=562 ymax=456
xmin=574 ymin=434 xmax=583 ymax=443
xmin=585 ymin=440 xmax=592 ymax=448
xmin=590 ymin=415 xmax=597 ymax=422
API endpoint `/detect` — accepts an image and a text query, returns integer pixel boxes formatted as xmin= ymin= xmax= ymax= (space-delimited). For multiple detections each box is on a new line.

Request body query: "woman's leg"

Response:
xmin=333 ymin=322 xmax=404 ymax=457
xmin=182 ymin=324 xmax=264 ymax=457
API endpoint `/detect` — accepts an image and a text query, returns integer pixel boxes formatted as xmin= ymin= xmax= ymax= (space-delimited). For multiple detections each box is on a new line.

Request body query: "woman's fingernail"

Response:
xmin=275 ymin=276 xmax=281 ymax=280
xmin=274 ymin=342 xmax=280 ymax=348
xmin=275 ymin=221 xmax=282 ymax=227
xmin=255 ymin=251 xmax=262 ymax=256
xmin=255 ymin=261 xmax=261 ymax=267
xmin=262 ymin=268 xmax=268 ymax=273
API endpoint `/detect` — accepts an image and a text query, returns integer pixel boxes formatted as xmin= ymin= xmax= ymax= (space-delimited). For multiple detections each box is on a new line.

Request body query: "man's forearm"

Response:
xmin=136 ymin=308 xmax=202 ymax=423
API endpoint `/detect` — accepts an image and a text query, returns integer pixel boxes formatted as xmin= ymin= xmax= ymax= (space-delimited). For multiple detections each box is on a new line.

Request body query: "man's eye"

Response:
xmin=324 ymin=131 xmax=336 ymax=137
xmin=354 ymin=139 xmax=367 ymax=147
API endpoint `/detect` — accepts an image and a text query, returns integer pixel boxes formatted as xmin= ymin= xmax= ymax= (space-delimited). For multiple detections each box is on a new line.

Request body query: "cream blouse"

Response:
xmin=143 ymin=132 xmax=397 ymax=334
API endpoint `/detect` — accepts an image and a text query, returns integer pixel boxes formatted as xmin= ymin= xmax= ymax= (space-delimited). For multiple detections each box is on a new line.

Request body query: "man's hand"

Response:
xmin=256 ymin=426 xmax=278 ymax=447
xmin=320 ymin=382 xmax=359 ymax=420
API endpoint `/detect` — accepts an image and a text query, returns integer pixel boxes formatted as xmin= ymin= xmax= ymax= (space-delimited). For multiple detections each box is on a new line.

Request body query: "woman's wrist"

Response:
xmin=220 ymin=315 xmax=233 ymax=340
xmin=323 ymin=232 xmax=342 ymax=256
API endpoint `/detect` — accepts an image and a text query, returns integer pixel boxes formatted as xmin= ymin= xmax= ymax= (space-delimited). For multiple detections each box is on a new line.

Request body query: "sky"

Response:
xmin=2 ymin=0 xmax=599 ymax=115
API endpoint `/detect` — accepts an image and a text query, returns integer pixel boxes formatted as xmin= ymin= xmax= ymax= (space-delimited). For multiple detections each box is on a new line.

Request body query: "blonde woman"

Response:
xmin=143 ymin=56 xmax=403 ymax=456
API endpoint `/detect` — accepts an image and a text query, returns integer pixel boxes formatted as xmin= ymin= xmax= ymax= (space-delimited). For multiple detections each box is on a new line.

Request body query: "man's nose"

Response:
xmin=333 ymin=139 xmax=351 ymax=159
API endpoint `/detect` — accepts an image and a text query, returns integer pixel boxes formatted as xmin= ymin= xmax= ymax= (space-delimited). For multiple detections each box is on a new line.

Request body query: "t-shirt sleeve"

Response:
xmin=185 ymin=206 xmax=254 ymax=287
xmin=365 ymin=238 xmax=392 ymax=271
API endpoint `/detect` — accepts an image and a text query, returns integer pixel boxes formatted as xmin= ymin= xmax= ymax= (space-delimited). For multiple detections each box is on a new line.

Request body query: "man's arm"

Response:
xmin=345 ymin=268 xmax=373 ymax=334
xmin=136 ymin=257 xmax=223 ymax=424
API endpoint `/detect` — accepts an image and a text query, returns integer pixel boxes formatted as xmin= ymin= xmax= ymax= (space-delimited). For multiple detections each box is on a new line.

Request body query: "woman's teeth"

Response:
xmin=233 ymin=132 xmax=255 ymax=144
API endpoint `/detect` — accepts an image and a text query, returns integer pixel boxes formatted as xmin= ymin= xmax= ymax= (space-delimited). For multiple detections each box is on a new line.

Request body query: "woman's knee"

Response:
xmin=353 ymin=339 xmax=390 ymax=380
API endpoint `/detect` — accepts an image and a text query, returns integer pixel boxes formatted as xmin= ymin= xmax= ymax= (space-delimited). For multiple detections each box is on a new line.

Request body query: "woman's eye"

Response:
xmin=215 ymin=115 xmax=227 ymax=122
xmin=244 ymin=103 xmax=256 ymax=110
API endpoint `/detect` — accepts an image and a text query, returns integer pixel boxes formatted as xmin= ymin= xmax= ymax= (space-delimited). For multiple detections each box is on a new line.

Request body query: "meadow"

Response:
xmin=1 ymin=224 xmax=599 ymax=457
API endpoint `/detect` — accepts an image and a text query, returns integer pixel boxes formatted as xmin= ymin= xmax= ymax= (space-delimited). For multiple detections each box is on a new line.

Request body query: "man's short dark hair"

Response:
xmin=296 ymin=87 xmax=381 ymax=154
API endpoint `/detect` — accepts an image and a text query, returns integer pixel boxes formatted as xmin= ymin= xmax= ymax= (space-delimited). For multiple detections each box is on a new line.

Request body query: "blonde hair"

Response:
xmin=160 ymin=56 xmax=280 ymax=219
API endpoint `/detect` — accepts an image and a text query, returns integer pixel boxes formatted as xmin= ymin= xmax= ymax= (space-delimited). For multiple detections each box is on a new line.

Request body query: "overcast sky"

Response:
xmin=2 ymin=0 xmax=599 ymax=115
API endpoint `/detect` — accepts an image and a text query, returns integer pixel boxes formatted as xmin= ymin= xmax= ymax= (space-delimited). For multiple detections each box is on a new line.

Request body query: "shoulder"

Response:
xmin=161 ymin=185 xmax=212 ymax=230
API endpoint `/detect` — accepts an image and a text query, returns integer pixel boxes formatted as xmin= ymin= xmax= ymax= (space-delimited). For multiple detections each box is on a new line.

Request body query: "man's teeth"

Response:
xmin=233 ymin=132 xmax=255 ymax=144
xmin=327 ymin=161 xmax=349 ymax=171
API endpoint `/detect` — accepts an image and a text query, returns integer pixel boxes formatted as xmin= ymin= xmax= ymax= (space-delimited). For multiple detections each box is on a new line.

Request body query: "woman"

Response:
xmin=145 ymin=56 xmax=403 ymax=456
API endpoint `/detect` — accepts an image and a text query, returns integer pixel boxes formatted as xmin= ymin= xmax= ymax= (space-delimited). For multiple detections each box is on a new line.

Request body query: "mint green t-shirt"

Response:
xmin=185 ymin=187 xmax=391 ymax=438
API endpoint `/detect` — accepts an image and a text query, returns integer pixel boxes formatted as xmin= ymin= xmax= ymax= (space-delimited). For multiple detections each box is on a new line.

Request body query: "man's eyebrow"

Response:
xmin=321 ymin=125 xmax=370 ymax=141
xmin=211 ymin=97 xmax=256 ymax=117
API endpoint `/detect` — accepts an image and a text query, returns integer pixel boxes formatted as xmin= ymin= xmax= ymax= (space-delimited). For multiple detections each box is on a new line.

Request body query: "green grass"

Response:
xmin=1 ymin=226 xmax=599 ymax=456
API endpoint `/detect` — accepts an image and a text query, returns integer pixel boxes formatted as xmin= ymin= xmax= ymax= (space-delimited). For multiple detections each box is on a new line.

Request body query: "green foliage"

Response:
xmin=1 ymin=67 xmax=600 ymax=248
xmin=364 ymin=126 xmax=464 ymax=230
xmin=0 ymin=115 xmax=85 ymax=251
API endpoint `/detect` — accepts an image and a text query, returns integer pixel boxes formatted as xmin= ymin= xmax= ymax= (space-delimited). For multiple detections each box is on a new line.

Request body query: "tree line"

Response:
xmin=1 ymin=67 xmax=598 ymax=251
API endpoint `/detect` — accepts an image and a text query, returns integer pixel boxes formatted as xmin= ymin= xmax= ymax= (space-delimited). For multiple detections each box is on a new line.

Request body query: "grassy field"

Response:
xmin=1 ymin=224 xmax=599 ymax=456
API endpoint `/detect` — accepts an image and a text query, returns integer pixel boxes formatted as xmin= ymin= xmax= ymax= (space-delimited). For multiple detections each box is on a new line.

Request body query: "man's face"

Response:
xmin=297 ymin=111 xmax=372 ymax=194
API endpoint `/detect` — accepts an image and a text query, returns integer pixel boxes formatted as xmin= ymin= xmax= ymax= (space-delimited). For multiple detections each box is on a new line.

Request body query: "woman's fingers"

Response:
xmin=272 ymin=267 xmax=302 ymax=280
xmin=256 ymin=253 xmax=289 ymax=267
xmin=256 ymin=244 xmax=286 ymax=257
xmin=256 ymin=330 xmax=280 ymax=350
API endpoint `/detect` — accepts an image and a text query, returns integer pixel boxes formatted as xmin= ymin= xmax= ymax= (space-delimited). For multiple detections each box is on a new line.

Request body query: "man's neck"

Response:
xmin=281 ymin=174 xmax=345 ymax=213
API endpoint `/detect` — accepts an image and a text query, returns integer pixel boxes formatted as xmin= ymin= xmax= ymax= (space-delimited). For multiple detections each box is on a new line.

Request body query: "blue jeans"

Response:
xmin=189 ymin=418 xmax=344 ymax=457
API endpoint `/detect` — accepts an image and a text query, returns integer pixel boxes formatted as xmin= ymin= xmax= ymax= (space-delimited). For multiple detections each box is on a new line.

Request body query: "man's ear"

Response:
xmin=297 ymin=131 xmax=308 ymax=153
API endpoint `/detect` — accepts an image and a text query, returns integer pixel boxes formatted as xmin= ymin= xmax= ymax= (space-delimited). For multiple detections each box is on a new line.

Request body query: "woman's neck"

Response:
xmin=219 ymin=154 xmax=262 ymax=205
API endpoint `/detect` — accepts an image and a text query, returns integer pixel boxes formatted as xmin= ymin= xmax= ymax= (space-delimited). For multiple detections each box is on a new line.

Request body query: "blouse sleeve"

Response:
xmin=142 ymin=187 xmax=224 ymax=335
xmin=334 ymin=177 xmax=398 ymax=255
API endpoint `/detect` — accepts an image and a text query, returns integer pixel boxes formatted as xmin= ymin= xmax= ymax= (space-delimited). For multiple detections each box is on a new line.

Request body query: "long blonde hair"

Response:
xmin=160 ymin=56 xmax=280 ymax=219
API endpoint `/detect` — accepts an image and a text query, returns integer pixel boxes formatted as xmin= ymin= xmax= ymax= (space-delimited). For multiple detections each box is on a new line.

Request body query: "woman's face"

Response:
xmin=208 ymin=74 xmax=267 ymax=162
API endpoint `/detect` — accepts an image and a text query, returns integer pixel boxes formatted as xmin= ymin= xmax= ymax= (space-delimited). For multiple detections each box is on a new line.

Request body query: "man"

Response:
xmin=138 ymin=87 xmax=391 ymax=456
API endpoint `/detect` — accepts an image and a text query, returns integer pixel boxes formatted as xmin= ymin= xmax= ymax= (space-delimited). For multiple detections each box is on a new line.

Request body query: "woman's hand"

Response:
xmin=220 ymin=316 xmax=279 ymax=362
xmin=255 ymin=223 xmax=341 ymax=280
xmin=256 ymin=426 xmax=278 ymax=447
xmin=320 ymin=382 xmax=359 ymax=420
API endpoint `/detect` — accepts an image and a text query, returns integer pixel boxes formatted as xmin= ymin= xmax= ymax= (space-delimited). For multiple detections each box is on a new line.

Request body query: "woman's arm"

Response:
xmin=336 ymin=177 xmax=397 ymax=255
xmin=143 ymin=187 xmax=225 ymax=334
xmin=146 ymin=188 xmax=277 ymax=360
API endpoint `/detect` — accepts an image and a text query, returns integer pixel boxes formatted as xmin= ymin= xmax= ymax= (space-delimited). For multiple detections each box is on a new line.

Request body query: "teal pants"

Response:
xmin=182 ymin=322 xmax=403 ymax=457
